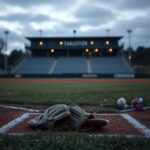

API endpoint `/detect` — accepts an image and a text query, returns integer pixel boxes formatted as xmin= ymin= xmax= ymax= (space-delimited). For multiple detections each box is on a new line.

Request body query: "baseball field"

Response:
xmin=0 ymin=78 xmax=150 ymax=150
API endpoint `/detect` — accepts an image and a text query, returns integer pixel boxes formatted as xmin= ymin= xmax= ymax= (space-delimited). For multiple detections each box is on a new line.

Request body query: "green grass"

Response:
xmin=0 ymin=81 xmax=150 ymax=106
xmin=0 ymin=132 xmax=149 ymax=150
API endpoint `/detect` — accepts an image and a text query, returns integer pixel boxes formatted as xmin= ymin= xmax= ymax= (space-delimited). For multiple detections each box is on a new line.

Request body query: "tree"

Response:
xmin=0 ymin=53 xmax=4 ymax=69
xmin=0 ymin=38 xmax=4 ymax=53
xmin=131 ymin=47 xmax=150 ymax=65
xmin=8 ymin=49 xmax=24 ymax=66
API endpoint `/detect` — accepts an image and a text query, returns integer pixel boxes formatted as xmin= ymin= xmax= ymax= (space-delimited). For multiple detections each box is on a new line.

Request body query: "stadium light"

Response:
xmin=108 ymin=48 xmax=113 ymax=53
xmin=59 ymin=41 xmax=64 ymax=45
xmin=127 ymin=29 xmax=132 ymax=60
xmin=106 ymin=29 xmax=110 ymax=36
xmin=105 ymin=40 xmax=110 ymax=45
xmin=73 ymin=30 xmax=77 ymax=37
xmin=128 ymin=55 xmax=132 ymax=60
xmin=90 ymin=41 xmax=94 ymax=45
xmin=4 ymin=30 xmax=9 ymax=72
xmin=39 ymin=41 xmax=43 ymax=46
xmin=85 ymin=48 xmax=89 ymax=53
xmin=94 ymin=48 xmax=99 ymax=53
xmin=51 ymin=49 xmax=55 ymax=53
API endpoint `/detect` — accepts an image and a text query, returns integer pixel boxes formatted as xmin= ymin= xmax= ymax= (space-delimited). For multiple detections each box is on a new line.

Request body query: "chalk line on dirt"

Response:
xmin=0 ymin=104 xmax=40 ymax=113
xmin=121 ymin=114 xmax=150 ymax=138
xmin=0 ymin=113 xmax=29 ymax=134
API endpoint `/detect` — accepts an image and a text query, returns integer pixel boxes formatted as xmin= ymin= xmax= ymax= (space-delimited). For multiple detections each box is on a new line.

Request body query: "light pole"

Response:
xmin=39 ymin=29 xmax=43 ymax=37
xmin=127 ymin=29 xmax=132 ymax=60
xmin=73 ymin=29 xmax=77 ymax=37
xmin=106 ymin=29 xmax=110 ymax=36
xmin=4 ymin=30 xmax=9 ymax=72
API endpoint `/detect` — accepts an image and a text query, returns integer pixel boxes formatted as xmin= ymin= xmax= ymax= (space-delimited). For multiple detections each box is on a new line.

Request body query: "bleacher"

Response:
xmin=90 ymin=57 xmax=134 ymax=74
xmin=0 ymin=69 xmax=5 ymax=74
xmin=13 ymin=56 xmax=134 ymax=75
xmin=13 ymin=57 xmax=54 ymax=74
xmin=52 ymin=57 xmax=87 ymax=74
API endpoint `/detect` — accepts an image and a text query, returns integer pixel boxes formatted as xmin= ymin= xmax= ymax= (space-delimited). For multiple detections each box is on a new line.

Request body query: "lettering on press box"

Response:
xmin=64 ymin=41 xmax=88 ymax=46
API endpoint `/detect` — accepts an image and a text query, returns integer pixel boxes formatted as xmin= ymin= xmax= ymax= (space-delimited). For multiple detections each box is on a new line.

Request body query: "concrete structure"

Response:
xmin=26 ymin=36 xmax=123 ymax=57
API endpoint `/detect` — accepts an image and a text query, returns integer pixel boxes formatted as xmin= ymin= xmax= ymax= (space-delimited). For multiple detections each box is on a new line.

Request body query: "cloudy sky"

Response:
xmin=0 ymin=0 xmax=150 ymax=53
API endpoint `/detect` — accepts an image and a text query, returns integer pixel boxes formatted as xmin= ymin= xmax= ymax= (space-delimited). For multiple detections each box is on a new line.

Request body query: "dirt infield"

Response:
xmin=0 ymin=78 xmax=150 ymax=83
xmin=0 ymin=108 xmax=24 ymax=127
xmin=129 ymin=110 xmax=150 ymax=128
xmin=0 ymin=104 xmax=149 ymax=137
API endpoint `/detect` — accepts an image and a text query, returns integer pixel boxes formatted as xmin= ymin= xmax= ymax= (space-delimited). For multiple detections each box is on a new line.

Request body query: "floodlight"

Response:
xmin=39 ymin=41 xmax=43 ymax=46
xmin=90 ymin=41 xmax=94 ymax=45
xmin=128 ymin=55 xmax=132 ymax=60
xmin=106 ymin=41 xmax=110 ymax=45
xmin=94 ymin=48 xmax=99 ymax=53
xmin=108 ymin=48 xmax=113 ymax=53
xmin=51 ymin=49 xmax=55 ymax=53
xmin=85 ymin=48 xmax=89 ymax=53
xmin=59 ymin=41 xmax=64 ymax=45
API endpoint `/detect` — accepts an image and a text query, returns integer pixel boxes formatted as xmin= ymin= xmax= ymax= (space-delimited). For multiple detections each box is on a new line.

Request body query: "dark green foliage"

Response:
xmin=0 ymin=49 xmax=25 ymax=70
xmin=124 ymin=46 xmax=150 ymax=65
xmin=0 ymin=132 xmax=149 ymax=150
xmin=0 ymin=53 xmax=5 ymax=69
xmin=132 ymin=47 xmax=150 ymax=65
xmin=8 ymin=50 xmax=25 ymax=67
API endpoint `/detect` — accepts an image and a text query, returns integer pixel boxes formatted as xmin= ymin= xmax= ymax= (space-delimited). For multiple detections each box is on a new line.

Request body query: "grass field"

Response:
xmin=0 ymin=79 xmax=150 ymax=106
xmin=0 ymin=78 xmax=150 ymax=149
xmin=0 ymin=132 xmax=150 ymax=150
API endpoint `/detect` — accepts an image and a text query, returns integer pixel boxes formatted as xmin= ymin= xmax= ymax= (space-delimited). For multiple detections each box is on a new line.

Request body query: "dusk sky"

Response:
xmin=0 ymin=0 xmax=150 ymax=53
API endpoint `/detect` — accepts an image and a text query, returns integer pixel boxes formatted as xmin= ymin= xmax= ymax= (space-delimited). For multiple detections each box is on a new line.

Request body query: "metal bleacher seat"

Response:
xmin=90 ymin=56 xmax=134 ymax=74
xmin=12 ymin=56 xmax=134 ymax=75
xmin=13 ymin=57 xmax=55 ymax=74
xmin=0 ymin=69 xmax=5 ymax=74
xmin=53 ymin=57 xmax=87 ymax=74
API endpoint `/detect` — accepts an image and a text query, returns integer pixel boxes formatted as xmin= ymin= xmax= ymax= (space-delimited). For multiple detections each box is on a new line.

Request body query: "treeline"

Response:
xmin=125 ymin=47 xmax=150 ymax=65
xmin=0 ymin=49 xmax=25 ymax=70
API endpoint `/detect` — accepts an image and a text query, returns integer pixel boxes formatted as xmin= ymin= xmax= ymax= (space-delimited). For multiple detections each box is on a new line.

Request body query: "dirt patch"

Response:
xmin=0 ymin=78 xmax=150 ymax=84
xmin=7 ymin=114 xmax=142 ymax=136
xmin=93 ymin=115 xmax=142 ymax=136
xmin=0 ymin=105 xmax=149 ymax=136
xmin=128 ymin=110 xmax=150 ymax=128
xmin=0 ymin=108 xmax=24 ymax=128
xmin=7 ymin=114 xmax=38 ymax=134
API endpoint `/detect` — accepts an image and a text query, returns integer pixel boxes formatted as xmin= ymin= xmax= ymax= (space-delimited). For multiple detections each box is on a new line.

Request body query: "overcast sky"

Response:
xmin=0 ymin=0 xmax=150 ymax=53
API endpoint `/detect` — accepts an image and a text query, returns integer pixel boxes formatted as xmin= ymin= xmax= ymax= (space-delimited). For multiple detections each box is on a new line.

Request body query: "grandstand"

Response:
xmin=0 ymin=69 xmax=5 ymax=74
xmin=12 ymin=57 xmax=55 ymax=74
xmin=12 ymin=56 xmax=134 ymax=75
xmin=90 ymin=57 xmax=134 ymax=74
xmin=12 ymin=36 xmax=134 ymax=77
xmin=52 ymin=57 xmax=87 ymax=74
